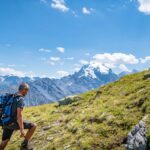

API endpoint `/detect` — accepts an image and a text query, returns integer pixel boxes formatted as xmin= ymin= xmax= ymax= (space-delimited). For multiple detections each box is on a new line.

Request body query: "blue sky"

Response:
xmin=0 ymin=0 xmax=150 ymax=78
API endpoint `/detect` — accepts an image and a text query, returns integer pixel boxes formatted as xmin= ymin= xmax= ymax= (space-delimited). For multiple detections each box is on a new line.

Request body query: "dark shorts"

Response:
xmin=2 ymin=121 xmax=34 ymax=141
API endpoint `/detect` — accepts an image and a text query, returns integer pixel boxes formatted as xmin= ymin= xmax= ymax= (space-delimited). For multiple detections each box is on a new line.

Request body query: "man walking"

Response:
xmin=0 ymin=83 xmax=37 ymax=150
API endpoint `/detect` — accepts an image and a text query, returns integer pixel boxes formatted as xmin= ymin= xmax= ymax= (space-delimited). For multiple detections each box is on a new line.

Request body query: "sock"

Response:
xmin=22 ymin=139 xmax=28 ymax=146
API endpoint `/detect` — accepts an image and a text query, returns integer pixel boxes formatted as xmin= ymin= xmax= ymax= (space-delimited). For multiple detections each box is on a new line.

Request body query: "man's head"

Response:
xmin=18 ymin=82 xmax=30 ymax=96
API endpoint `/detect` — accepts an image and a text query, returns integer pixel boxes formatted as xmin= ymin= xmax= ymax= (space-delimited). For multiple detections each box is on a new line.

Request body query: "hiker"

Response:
xmin=0 ymin=83 xmax=37 ymax=150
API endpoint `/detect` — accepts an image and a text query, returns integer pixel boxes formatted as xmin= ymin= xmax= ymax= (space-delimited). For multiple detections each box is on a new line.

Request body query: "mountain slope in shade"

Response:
xmin=1 ymin=69 xmax=149 ymax=150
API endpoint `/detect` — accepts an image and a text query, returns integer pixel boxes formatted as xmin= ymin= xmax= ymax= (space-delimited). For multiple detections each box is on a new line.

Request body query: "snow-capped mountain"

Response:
xmin=23 ymin=64 xmax=119 ymax=105
xmin=0 ymin=64 xmax=137 ymax=106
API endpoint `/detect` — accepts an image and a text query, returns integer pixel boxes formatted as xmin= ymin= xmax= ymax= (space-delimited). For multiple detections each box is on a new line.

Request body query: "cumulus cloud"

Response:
xmin=42 ymin=56 xmax=62 ymax=66
xmin=119 ymin=64 xmax=131 ymax=72
xmin=46 ymin=57 xmax=61 ymax=65
xmin=8 ymin=64 xmax=16 ymax=68
xmin=0 ymin=67 xmax=25 ymax=77
xmin=79 ymin=60 xmax=89 ymax=65
xmin=137 ymin=0 xmax=150 ymax=14
xmin=74 ymin=63 xmax=81 ymax=67
xmin=51 ymin=0 xmax=69 ymax=12
xmin=140 ymin=56 xmax=150 ymax=63
xmin=65 ymin=57 xmax=74 ymax=60
xmin=39 ymin=48 xmax=51 ymax=53
xmin=93 ymin=53 xmax=139 ymax=65
xmin=50 ymin=57 xmax=60 ymax=61
xmin=72 ymin=11 xmax=78 ymax=17
xmin=57 ymin=47 xmax=65 ymax=53
xmin=87 ymin=53 xmax=140 ymax=73
xmin=82 ymin=7 xmax=94 ymax=15
xmin=56 ymin=70 xmax=69 ymax=77
xmin=0 ymin=67 xmax=37 ymax=77
xmin=75 ymin=67 xmax=81 ymax=72
xmin=47 ymin=61 xmax=56 ymax=66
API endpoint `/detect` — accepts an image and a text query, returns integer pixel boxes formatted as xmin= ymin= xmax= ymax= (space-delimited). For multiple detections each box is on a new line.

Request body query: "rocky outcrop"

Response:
xmin=125 ymin=116 xmax=149 ymax=150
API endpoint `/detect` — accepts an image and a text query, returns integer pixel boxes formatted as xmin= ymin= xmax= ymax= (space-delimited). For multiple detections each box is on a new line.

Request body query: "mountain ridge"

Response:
xmin=0 ymin=64 xmax=139 ymax=106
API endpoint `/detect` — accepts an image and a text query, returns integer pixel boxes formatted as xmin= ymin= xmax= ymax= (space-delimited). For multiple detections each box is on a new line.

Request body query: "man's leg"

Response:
xmin=0 ymin=139 xmax=9 ymax=150
xmin=0 ymin=128 xmax=14 ymax=150
xmin=24 ymin=123 xmax=37 ymax=140
xmin=21 ymin=121 xmax=37 ymax=149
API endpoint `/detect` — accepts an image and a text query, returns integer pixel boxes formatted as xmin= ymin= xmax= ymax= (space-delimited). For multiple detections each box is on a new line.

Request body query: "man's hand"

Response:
xmin=20 ymin=128 xmax=25 ymax=137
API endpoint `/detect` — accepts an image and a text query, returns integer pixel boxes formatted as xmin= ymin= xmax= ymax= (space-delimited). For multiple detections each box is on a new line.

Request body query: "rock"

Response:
xmin=42 ymin=125 xmax=52 ymax=131
xmin=58 ymin=96 xmax=81 ymax=106
xmin=125 ymin=120 xmax=147 ymax=150
xmin=143 ymin=74 xmax=150 ymax=80
xmin=47 ymin=136 xmax=54 ymax=141
xmin=64 ymin=145 xmax=71 ymax=150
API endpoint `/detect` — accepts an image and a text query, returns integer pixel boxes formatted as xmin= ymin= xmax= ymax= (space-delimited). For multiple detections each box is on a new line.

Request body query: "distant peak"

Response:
xmin=77 ymin=63 xmax=113 ymax=79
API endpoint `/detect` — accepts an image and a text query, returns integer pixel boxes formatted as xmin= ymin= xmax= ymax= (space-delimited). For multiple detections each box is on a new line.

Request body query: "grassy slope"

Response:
xmin=0 ymin=70 xmax=150 ymax=150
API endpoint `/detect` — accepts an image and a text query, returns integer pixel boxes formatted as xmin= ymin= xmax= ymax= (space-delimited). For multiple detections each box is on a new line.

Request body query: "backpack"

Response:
xmin=0 ymin=93 xmax=19 ymax=126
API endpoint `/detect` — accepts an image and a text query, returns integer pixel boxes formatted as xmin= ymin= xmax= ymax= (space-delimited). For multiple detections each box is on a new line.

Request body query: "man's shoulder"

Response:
xmin=14 ymin=93 xmax=24 ymax=102
xmin=14 ymin=93 xmax=25 ymax=108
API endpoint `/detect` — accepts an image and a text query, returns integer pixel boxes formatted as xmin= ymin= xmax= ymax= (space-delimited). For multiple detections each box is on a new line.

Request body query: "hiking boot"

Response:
xmin=20 ymin=142 xmax=29 ymax=150
xmin=20 ymin=143 xmax=34 ymax=150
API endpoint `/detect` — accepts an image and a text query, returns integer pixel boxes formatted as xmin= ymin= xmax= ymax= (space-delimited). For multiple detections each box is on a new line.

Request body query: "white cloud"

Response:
xmin=0 ymin=67 xmax=37 ymax=77
xmin=39 ymin=48 xmax=51 ymax=53
xmin=88 ymin=53 xmax=140 ymax=73
xmin=93 ymin=53 xmax=139 ymax=65
xmin=47 ymin=61 xmax=56 ymax=66
xmin=103 ymin=63 xmax=116 ymax=69
xmin=79 ymin=60 xmax=89 ymax=65
xmin=0 ymin=67 xmax=25 ymax=77
xmin=82 ymin=7 xmax=94 ymax=15
xmin=51 ymin=0 xmax=69 ymax=12
xmin=26 ymin=71 xmax=36 ymax=78
xmin=8 ymin=64 xmax=16 ymax=68
xmin=57 ymin=47 xmax=65 ymax=53
xmin=74 ymin=63 xmax=81 ymax=67
xmin=137 ymin=0 xmax=150 ymax=14
xmin=75 ymin=67 xmax=81 ymax=72
xmin=20 ymin=64 xmax=27 ymax=68
xmin=50 ymin=57 xmax=60 ymax=61
xmin=72 ymin=11 xmax=78 ymax=17
xmin=140 ymin=56 xmax=150 ymax=63
xmin=119 ymin=64 xmax=130 ymax=72
xmin=42 ymin=56 xmax=61 ymax=66
xmin=56 ymin=70 xmax=69 ymax=77
xmin=65 ymin=57 xmax=74 ymax=60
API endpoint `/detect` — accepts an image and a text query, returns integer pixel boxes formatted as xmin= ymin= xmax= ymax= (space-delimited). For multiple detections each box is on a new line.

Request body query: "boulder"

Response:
xmin=143 ymin=74 xmax=150 ymax=80
xmin=125 ymin=120 xmax=147 ymax=150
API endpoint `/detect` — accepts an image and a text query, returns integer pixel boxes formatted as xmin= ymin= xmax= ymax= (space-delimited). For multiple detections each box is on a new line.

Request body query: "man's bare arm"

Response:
xmin=17 ymin=108 xmax=25 ymax=137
